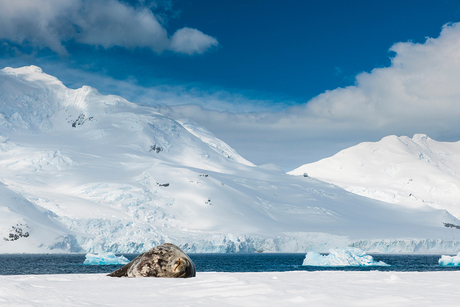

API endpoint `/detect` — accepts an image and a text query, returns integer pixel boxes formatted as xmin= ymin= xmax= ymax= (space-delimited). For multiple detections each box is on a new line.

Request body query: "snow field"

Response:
xmin=0 ymin=271 xmax=459 ymax=306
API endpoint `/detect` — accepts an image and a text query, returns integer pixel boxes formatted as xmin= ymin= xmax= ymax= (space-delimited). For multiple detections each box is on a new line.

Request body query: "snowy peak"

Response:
xmin=1 ymin=66 xmax=86 ymax=132
xmin=289 ymin=134 xmax=460 ymax=218
xmin=0 ymin=66 xmax=131 ymax=132
xmin=0 ymin=66 xmax=253 ymax=171
xmin=2 ymin=65 xmax=63 ymax=88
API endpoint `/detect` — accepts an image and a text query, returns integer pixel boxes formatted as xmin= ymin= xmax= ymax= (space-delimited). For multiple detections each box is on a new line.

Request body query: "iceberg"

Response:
xmin=83 ymin=252 xmax=130 ymax=265
xmin=302 ymin=248 xmax=389 ymax=267
xmin=438 ymin=252 xmax=460 ymax=266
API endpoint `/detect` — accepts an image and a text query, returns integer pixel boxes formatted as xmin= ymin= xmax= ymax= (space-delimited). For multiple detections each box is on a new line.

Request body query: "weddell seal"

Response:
xmin=107 ymin=243 xmax=196 ymax=278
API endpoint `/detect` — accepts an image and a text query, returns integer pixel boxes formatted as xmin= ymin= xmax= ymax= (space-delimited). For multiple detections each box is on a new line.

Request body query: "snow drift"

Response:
xmin=1 ymin=66 xmax=460 ymax=254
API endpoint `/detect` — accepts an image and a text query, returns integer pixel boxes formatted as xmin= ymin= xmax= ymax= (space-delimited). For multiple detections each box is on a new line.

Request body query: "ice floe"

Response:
xmin=438 ymin=252 xmax=460 ymax=266
xmin=83 ymin=252 xmax=130 ymax=265
xmin=302 ymin=248 xmax=389 ymax=266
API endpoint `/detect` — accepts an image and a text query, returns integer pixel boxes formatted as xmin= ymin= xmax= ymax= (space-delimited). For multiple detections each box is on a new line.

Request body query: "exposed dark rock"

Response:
xmin=150 ymin=144 xmax=163 ymax=153
xmin=3 ymin=223 xmax=30 ymax=241
xmin=443 ymin=222 xmax=460 ymax=229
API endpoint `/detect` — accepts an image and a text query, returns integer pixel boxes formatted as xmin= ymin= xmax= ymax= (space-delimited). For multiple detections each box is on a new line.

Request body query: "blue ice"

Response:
xmin=83 ymin=252 xmax=130 ymax=265
xmin=302 ymin=248 xmax=389 ymax=267
xmin=439 ymin=252 xmax=460 ymax=266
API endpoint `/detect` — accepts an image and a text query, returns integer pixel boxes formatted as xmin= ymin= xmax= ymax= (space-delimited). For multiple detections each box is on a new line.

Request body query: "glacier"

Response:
xmin=83 ymin=252 xmax=130 ymax=265
xmin=302 ymin=248 xmax=389 ymax=266
xmin=2 ymin=66 xmax=460 ymax=254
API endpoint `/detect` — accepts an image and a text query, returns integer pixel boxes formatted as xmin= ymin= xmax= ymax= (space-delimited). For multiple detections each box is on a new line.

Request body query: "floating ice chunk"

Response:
xmin=302 ymin=248 xmax=389 ymax=266
xmin=438 ymin=252 xmax=460 ymax=266
xmin=83 ymin=252 xmax=130 ymax=265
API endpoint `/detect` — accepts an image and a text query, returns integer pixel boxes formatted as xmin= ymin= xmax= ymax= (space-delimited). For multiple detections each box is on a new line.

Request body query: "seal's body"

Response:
xmin=108 ymin=243 xmax=196 ymax=278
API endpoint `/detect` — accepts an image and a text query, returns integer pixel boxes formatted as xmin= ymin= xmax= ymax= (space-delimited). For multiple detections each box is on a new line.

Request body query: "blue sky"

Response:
xmin=2 ymin=0 xmax=460 ymax=170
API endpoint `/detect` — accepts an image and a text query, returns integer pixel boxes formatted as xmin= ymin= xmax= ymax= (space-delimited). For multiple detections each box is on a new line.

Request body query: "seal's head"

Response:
xmin=107 ymin=243 xmax=196 ymax=278
xmin=166 ymin=252 xmax=196 ymax=278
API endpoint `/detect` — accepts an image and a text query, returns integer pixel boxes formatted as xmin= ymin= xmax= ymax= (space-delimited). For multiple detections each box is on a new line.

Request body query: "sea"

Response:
xmin=0 ymin=253 xmax=459 ymax=275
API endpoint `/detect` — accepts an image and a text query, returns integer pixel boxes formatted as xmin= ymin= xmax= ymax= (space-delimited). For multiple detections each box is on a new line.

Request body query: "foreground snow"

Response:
xmin=0 ymin=271 xmax=459 ymax=306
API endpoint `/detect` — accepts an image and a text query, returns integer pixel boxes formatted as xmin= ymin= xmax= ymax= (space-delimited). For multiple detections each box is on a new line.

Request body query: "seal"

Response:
xmin=107 ymin=243 xmax=196 ymax=278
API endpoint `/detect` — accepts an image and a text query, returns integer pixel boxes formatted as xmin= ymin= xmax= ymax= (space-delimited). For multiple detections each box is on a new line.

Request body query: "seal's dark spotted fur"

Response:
xmin=108 ymin=243 xmax=196 ymax=278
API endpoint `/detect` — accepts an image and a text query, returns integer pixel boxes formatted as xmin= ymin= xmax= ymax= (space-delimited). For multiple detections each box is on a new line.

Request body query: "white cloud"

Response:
xmin=75 ymin=1 xmax=169 ymax=52
xmin=0 ymin=0 xmax=77 ymax=54
xmin=303 ymin=23 xmax=460 ymax=131
xmin=169 ymin=27 xmax=218 ymax=55
xmin=0 ymin=0 xmax=217 ymax=55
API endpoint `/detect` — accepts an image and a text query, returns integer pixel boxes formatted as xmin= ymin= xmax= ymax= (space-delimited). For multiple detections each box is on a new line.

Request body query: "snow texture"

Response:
xmin=177 ymin=118 xmax=255 ymax=166
xmin=2 ymin=66 xmax=460 ymax=254
xmin=302 ymin=248 xmax=389 ymax=266
xmin=83 ymin=252 xmax=129 ymax=265
xmin=438 ymin=252 xmax=460 ymax=266
xmin=290 ymin=134 xmax=460 ymax=219
xmin=1 ymin=272 xmax=459 ymax=306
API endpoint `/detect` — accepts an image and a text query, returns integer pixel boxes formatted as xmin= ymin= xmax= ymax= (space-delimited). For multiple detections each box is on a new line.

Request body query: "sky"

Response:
xmin=2 ymin=0 xmax=460 ymax=170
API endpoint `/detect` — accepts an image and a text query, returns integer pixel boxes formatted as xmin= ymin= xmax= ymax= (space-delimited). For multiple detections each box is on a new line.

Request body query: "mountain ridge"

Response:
xmin=1 ymin=66 xmax=460 ymax=254
xmin=289 ymin=134 xmax=460 ymax=218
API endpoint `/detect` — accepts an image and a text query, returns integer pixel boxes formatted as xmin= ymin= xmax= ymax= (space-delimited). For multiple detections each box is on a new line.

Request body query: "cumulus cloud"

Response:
xmin=169 ymin=28 xmax=218 ymax=55
xmin=303 ymin=23 xmax=460 ymax=131
xmin=0 ymin=0 xmax=217 ymax=55
xmin=0 ymin=0 xmax=76 ymax=54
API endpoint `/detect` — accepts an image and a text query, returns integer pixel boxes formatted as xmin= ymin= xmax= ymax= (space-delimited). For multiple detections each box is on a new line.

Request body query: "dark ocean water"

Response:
xmin=0 ymin=253 xmax=459 ymax=275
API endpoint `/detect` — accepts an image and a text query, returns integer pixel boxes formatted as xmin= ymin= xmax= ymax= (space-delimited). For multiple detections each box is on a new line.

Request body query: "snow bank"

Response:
xmin=438 ymin=252 xmax=460 ymax=266
xmin=83 ymin=252 xmax=129 ymax=265
xmin=302 ymin=248 xmax=389 ymax=266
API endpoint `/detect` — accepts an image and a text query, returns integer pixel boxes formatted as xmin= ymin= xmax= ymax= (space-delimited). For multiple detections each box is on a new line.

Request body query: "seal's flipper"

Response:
xmin=107 ymin=252 xmax=145 ymax=277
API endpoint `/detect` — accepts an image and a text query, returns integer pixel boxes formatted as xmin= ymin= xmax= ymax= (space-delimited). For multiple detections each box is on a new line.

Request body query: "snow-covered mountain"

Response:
xmin=290 ymin=134 xmax=460 ymax=219
xmin=1 ymin=66 xmax=460 ymax=254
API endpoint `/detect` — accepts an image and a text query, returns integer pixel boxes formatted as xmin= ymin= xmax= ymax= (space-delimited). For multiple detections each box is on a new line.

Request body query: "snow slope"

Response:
xmin=1 ymin=66 xmax=460 ymax=254
xmin=290 ymin=134 xmax=460 ymax=219
xmin=177 ymin=118 xmax=255 ymax=166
